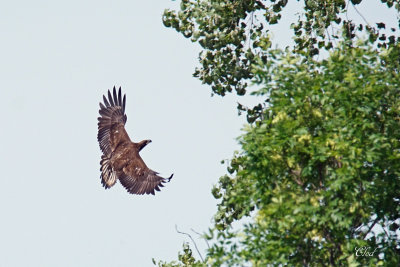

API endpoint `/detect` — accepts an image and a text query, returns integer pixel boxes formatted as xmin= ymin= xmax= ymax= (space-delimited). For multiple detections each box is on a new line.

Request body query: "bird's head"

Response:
xmin=138 ymin=139 xmax=152 ymax=152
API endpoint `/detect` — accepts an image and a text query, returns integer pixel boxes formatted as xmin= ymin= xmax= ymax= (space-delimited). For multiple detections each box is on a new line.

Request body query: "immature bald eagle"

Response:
xmin=97 ymin=87 xmax=173 ymax=195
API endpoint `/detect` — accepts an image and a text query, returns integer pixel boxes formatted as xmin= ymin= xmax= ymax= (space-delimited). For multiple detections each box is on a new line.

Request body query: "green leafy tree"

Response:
xmin=207 ymin=42 xmax=400 ymax=266
xmin=158 ymin=0 xmax=400 ymax=266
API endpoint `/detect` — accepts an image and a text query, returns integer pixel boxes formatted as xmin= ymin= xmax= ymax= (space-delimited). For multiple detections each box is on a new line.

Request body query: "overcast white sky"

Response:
xmin=0 ymin=1 xmax=396 ymax=266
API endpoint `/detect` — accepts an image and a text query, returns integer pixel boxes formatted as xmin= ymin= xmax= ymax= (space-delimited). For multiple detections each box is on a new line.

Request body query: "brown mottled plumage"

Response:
xmin=97 ymin=86 xmax=173 ymax=195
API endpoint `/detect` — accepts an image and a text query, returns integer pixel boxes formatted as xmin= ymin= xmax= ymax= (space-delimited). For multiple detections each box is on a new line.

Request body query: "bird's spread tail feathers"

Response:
xmin=100 ymin=155 xmax=117 ymax=189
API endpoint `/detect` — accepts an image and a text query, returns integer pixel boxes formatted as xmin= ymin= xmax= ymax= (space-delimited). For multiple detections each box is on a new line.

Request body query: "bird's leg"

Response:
xmin=138 ymin=139 xmax=152 ymax=152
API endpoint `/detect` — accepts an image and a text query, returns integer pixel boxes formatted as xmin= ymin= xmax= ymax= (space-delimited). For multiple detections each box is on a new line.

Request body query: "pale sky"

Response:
xmin=0 ymin=1 xmax=396 ymax=266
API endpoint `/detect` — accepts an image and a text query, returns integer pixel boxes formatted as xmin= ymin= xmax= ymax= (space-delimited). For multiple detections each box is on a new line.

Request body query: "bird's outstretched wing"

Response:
xmin=97 ymin=86 xmax=128 ymax=156
xmin=97 ymin=86 xmax=129 ymax=188
xmin=118 ymin=159 xmax=173 ymax=195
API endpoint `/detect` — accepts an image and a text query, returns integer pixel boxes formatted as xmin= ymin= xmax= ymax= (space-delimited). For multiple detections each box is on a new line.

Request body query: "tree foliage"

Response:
xmin=163 ymin=0 xmax=400 ymax=99
xmin=207 ymin=42 xmax=400 ymax=266
xmin=159 ymin=0 xmax=400 ymax=266
xmin=154 ymin=243 xmax=205 ymax=267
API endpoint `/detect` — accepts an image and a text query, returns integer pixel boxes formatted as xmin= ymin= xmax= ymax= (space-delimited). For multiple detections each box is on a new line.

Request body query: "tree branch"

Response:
xmin=191 ymin=228 xmax=210 ymax=250
xmin=362 ymin=217 xmax=379 ymax=239
xmin=175 ymin=225 xmax=204 ymax=262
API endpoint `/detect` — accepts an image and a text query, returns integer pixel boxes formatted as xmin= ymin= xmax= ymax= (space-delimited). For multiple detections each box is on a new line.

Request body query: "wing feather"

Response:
xmin=122 ymin=94 xmax=126 ymax=113
xmin=108 ymin=90 xmax=114 ymax=106
xmin=103 ymin=95 xmax=110 ymax=107
xmin=113 ymin=87 xmax=118 ymax=105
xmin=118 ymin=87 xmax=122 ymax=108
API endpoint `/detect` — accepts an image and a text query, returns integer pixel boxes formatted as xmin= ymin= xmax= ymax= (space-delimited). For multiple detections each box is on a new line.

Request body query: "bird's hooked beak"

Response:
xmin=138 ymin=139 xmax=152 ymax=152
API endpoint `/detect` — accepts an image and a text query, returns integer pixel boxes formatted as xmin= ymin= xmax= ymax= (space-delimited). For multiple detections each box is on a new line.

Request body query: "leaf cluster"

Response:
xmin=154 ymin=243 xmax=205 ymax=267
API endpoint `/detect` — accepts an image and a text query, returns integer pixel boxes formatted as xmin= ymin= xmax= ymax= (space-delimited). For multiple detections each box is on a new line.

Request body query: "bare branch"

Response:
xmin=362 ymin=217 xmax=379 ymax=239
xmin=351 ymin=3 xmax=371 ymax=27
xmin=175 ymin=225 xmax=204 ymax=262
xmin=191 ymin=228 xmax=210 ymax=250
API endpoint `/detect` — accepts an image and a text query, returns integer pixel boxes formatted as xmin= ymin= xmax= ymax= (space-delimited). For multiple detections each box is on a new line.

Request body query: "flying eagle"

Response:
xmin=97 ymin=87 xmax=173 ymax=195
